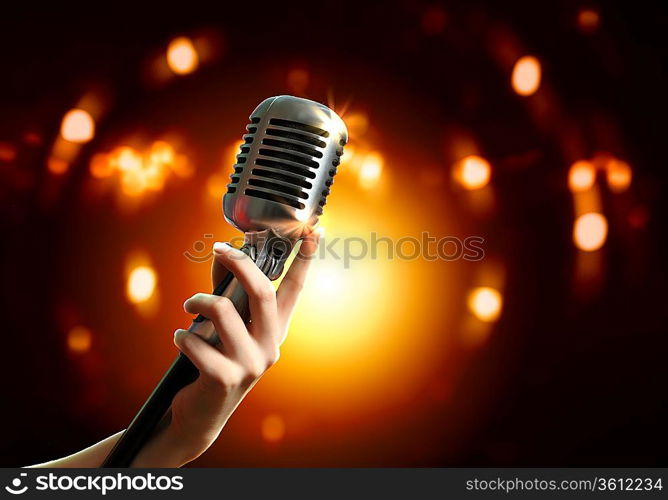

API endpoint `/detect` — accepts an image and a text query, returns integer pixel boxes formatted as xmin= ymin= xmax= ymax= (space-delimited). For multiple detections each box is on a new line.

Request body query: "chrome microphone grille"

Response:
xmin=223 ymin=95 xmax=348 ymax=237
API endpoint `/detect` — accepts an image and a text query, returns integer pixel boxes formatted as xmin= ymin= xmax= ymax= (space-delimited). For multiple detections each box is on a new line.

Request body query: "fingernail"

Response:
xmin=174 ymin=329 xmax=188 ymax=340
xmin=213 ymin=241 xmax=231 ymax=253
xmin=213 ymin=241 xmax=244 ymax=258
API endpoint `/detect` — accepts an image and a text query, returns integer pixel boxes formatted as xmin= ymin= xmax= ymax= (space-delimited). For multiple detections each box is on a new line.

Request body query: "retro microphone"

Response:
xmin=102 ymin=95 xmax=348 ymax=467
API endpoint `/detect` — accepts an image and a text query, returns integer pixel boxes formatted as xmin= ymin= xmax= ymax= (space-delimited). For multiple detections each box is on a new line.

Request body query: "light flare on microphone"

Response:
xmin=295 ymin=209 xmax=311 ymax=222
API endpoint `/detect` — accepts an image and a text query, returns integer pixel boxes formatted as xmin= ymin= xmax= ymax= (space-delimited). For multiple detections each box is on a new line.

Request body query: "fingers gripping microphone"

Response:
xmin=102 ymin=96 xmax=348 ymax=467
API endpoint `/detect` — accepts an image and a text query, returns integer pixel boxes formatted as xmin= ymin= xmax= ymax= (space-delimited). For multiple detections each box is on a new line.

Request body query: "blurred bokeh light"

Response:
xmin=573 ymin=212 xmax=608 ymax=251
xmin=467 ymin=287 xmax=503 ymax=323
xmin=577 ymin=8 xmax=600 ymax=34
xmin=358 ymin=152 xmax=383 ymax=189
xmin=568 ymin=160 xmax=596 ymax=192
xmin=0 ymin=141 xmax=17 ymax=161
xmin=261 ymin=414 xmax=286 ymax=443
xmin=167 ymin=36 xmax=199 ymax=75
xmin=67 ymin=326 xmax=93 ymax=354
xmin=453 ymin=155 xmax=492 ymax=190
xmin=511 ymin=56 xmax=541 ymax=96
xmin=127 ymin=265 xmax=157 ymax=304
xmin=606 ymin=159 xmax=632 ymax=193
xmin=60 ymin=109 xmax=95 ymax=144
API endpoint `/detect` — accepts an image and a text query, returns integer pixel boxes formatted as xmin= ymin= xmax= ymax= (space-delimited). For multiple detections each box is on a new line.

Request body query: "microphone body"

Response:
xmin=102 ymin=96 xmax=347 ymax=467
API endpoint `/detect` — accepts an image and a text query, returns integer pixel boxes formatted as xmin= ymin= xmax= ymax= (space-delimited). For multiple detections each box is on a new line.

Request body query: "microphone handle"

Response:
xmin=102 ymin=269 xmax=246 ymax=467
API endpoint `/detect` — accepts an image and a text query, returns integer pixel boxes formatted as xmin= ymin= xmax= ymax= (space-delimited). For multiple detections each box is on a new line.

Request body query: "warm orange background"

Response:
xmin=1 ymin=2 xmax=666 ymax=466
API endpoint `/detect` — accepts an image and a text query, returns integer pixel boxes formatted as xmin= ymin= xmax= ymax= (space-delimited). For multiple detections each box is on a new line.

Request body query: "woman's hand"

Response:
xmin=133 ymin=233 xmax=319 ymax=467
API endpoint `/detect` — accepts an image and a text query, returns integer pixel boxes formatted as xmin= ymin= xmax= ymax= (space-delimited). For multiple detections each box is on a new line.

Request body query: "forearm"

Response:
xmin=29 ymin=431 xmax=124 ymax=468
xmin=29 ymin=427 xmax=190 ymax=468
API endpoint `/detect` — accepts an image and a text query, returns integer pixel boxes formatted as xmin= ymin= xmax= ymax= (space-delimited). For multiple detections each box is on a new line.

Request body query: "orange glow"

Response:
xmin=591 ymin=151 xmax=615 ymax=169
xmin=228 ymin=139 xmax=245 ymax=164
xmin=206 ymin=173 xmax=228 ymax=198
xmin=170 ymin=155 xmax=194 ymax=179
xmin=261 ymin=414 xmax=286 ymax=443
xmin=149 ymin=140 xmax=175 ymax=165
xmin=127 ymin=265 xmax=157 ymax=303
xmin=60 ymin=109 xmax=95 ymax=143
xmin=344 ymin=113 xmax=369 ymax=137
xmin=89 ymin=153 xmax=113 ymax=178
xmin=358 ymin=152 xmax=383 ymax=189
xmin=577 ymin=8 xmax=600 ymax=33
xmin=207 ymin=140 xmax=245 ymax=198
xmin=568 ymin=160 xmax=596 ymax=192
xmin=67 ymin=326 xmax=92 ymax=354
xmin=47 ymin=157 xmax=69 ymax=174
xmin=116 ymin=147 xmax=142 ymax=171
xmin=453 ymin=155 xmax=491 ymax=190
xmin=91 ymin=142 xmax=193 ymax=197
xmin=339 ymin=143 xmax=356 ymax=168
xmin=118 ymin=148 xmax=145 ymax=196
xmin=511 ymin=56 xmax=541 ymax=96
xmin=267 ymin=186 xmax=448 ymax=422
xmin=0 ymin=141 xmax=17 ymax=161
xmin=167 ymin=37 xmax=199 ymax=75
xmin=336 ymin=141 xmax=386 ymax=182
xmin=573 ymin=212 xmax=608 ymax=251
xmin=606 ymin=159 xmax=632 ymax=193
xmin=467 ymin=287 xmax=503 ymax=322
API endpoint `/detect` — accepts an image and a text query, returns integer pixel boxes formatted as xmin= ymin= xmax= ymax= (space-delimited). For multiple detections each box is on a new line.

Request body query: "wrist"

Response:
xmin=131 ymin=426 xmax=196 ymax=468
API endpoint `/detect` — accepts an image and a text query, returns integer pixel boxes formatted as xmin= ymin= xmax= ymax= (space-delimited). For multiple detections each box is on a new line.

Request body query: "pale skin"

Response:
xmin=31 ymin=234 xmax=319 ymax=468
